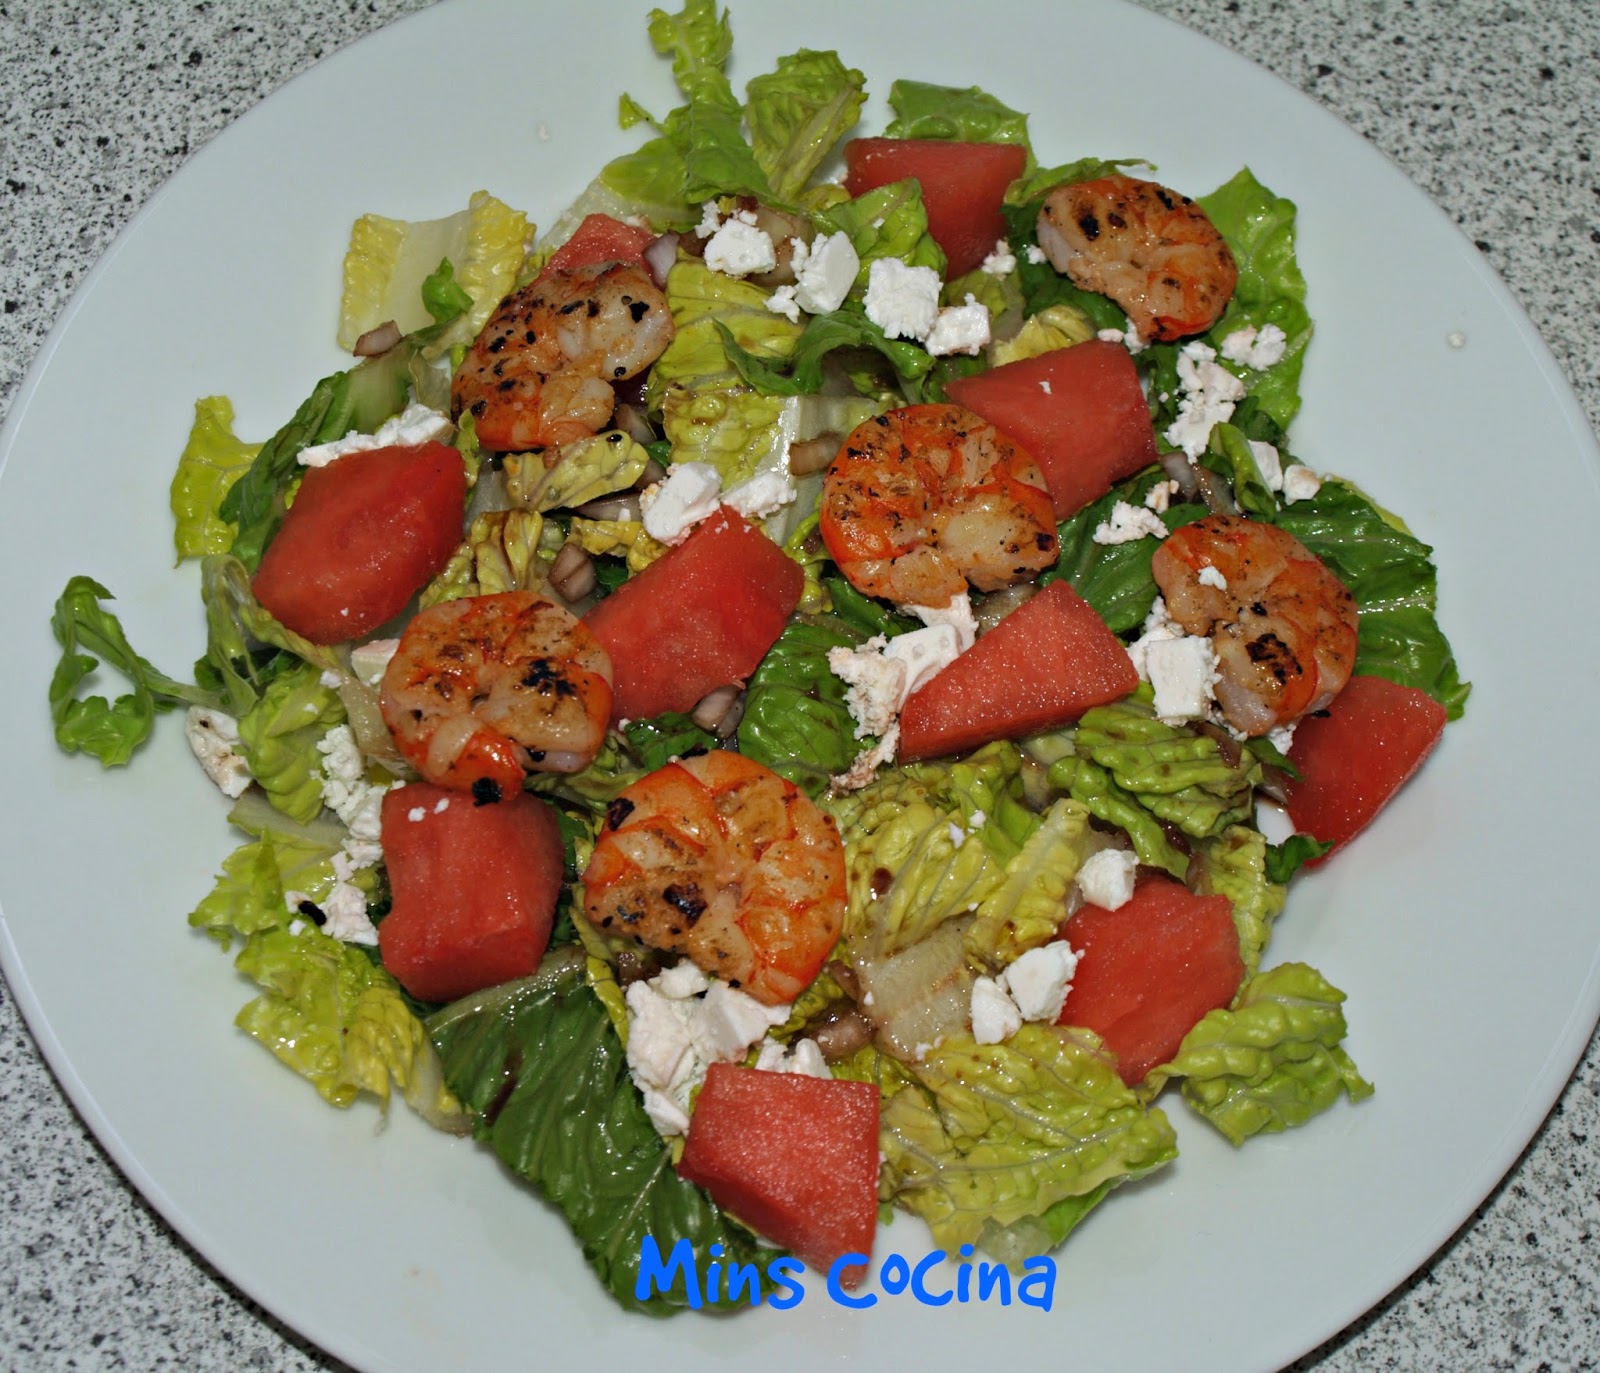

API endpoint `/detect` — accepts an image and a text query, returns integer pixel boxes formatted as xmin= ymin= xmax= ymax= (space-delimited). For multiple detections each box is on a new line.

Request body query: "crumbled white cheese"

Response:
xmin=696 ymin=201 xmax=724 ymax=237
xmin=828 ymin=624 xmax=963 ymax=739
xmin=863 ymin=257 xmax=942 ymax=341
xmin=901 ymin=592 xmax=978 ymax=652
xmin=1164 ymin=341 xmax=1245 ymax=459
xmin=655 ymin=961 xmax=713 ymax=1000
xmin=317 ymin=725 xmax=387 ymax=842
xmin=1000 ymin=942 xmax=1080 ymax=1023
xmin=970 ymin=976 xmax=1024 ymax=1045
xmin=765 ymin=284 xmax=801 ymax=323
xmin=753 ymin=1036 xmax=832 ymax=1079
xmin=1126 ymin=596 xmax=1186 ymax=682
xmin=297 ymin=402 xmax=454 ymax=468
xmin=319 ymin=880 xmax=379 ymax=946
xmin=981 ymin=239 xmax=1017 ymax=275
xmin=1024 ymin=244 xmax=1048 ymax=265
xmin=1220 ymin=322 xmax=1288 ymax=370
xmin=1146 ymin=633 xmax=1221 ymax=724
xmin=408 ymin=805 xmax=427 ymax=822
xmin=1144 ymin=479 xmax=1180 ymax=513
xmin=1097 ymin=318 xmax=1147 ymax=355
xmin=1249 ymin=439 xmax=1284 ymax=492
xmin=624 ymin=971 xmax=791 ymax=1137
xmin=1267 ymin=722 xmax=1297 ymax=755
xmin=830 ymin=724 xmax=900 ymax=793
xmin=703 ymin=215 xmax=777 ymax=278
xmin=1075 ymin=848 xmax=1138 ymax=910
xmin=1039 ymin=379 xmax=1053 ymax=395
xmin=1282 ymin=465 xmax=1323 ymax=504
xmin=640 ymin=461 xmax=722 ymax=544
xmin=1093 ymin=500 xmax=1169 ymax=545
xmin=349 ymin=638 xmax=400 ymax=688
xmin=925 ymin=294 xmax=992 ymax=357
xmin=1198 ymin=564 xmax=1228 ymax=590
xmin=722 ymin=468 xmax=798 ymax=522
xmin=791 ymin=231 xmax=860 ymax=316
xmin=184 ymin=707 xmax=252 ymax=799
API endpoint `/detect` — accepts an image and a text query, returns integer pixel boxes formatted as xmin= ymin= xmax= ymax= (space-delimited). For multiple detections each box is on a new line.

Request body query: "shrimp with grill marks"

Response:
xmin=452 ymin=260 xmax=674 ymax=453
xmin=379 ymin=590 xmax=613 ymax=794
xmin=1151 ymin=513 xmax=1358 ymax=737
xmin=582 ymin=750 xmax=846 ymax=1006
xmin=1036 ymin=174 xmax=1238 ymax=343
xmin=819 ymin=403 xmax=1058 ymax=607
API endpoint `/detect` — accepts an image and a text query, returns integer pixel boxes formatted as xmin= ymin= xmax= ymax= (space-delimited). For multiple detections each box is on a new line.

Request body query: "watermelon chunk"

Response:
xmin=1058 ymin=874 xmax=1245 ymax=1086
xmin=543 ymin=213 xmax=655 ymax=274
xmin=678 ymin=1064 xmax=879 ymax=1287
xmin=1284 ymin=674 xmax=1449 ymax=859
xmin=898 ymin=580 xmax=1138 ymax=761
xmin=377 ymin=784 xmax=564 ymax=1003
xmin=583 ymin=508 xmax=803 ymax=722
xmin=945 ymin=341 xmax=1157 ymax=520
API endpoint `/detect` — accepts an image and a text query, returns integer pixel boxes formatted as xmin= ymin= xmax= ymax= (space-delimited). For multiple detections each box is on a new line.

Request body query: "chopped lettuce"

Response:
xmin=879 ymin=1025 xmax=1178 ymax=1253
xmin=1046 ymin=754 xmax=1190 ymax=880
xmin=647 ymin=258 xmax=804 ymax=485
xmin=49 ymin=576 xmax=217 ymax=766
xmin=169 ymin=396 xmax=261 ymax=560
xmin=622 ymin=712 xmax=718 ymax=771
xmin=816 ymin=177 xmax=946 ymax=282
xmin=716 ymin=306 xmax=939 ymax=403
xmin=235 ymin=662 xmax=346 ymax=824
xmin=991 ymin=302 xmax=1096 ymax=367
xmin=420 ymin=509 xmax=551 ymax=607
xmin=965 ymin=798 xmax=1096 ymax=969
xmin=745 ymin=48 xmax=866 ymax=203
xmin=337 ymin=190 xmax=530 ymax=355
xmin=1072 ymin=691 xmax=1263 ymax=840
xmin=428 ymin=951 xmax=774 ymax=1313
xmin=1277 ymin=479 xmax=1470 ymax=718
xmin=1157 ymin=962 xmax=1374 ymax=1145
xmin=234 ymin=924 xmax=466 ymax=1129
xmin=738 ymin=616 xmax=867 ymax=795
xmin=884 ymin=80 xmax=1032 ymax=156
xmin=1196 ymin=825 xmax=1287 ymax=976
xmin=503 ymin=431 xmax=651 ymax=512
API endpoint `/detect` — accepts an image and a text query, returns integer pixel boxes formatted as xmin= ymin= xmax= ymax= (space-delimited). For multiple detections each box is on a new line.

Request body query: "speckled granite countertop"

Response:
xmin=3 ymin=1 xmax=1597 ymax=1368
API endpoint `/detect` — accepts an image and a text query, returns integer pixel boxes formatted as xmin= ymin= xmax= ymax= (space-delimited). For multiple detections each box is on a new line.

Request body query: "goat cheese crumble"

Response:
xmin=297 ymin=402 xmax=453 ymax=469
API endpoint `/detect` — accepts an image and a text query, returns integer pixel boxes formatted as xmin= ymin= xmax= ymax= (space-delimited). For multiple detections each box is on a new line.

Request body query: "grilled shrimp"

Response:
xmin=1036 ymin=174 xmax=1238 ymax=343
xmin=819 ymin=403 xmax=1058 ymax=606
xmin=1151 ymin=514 xmax=1358 ymax=736
xmin=582 ymin=749 xmax=847 ymax=1006
xmin=379 ymin=590 xmax=613 ymax=794
xmin=452 ymin=260 xmax=674 ymax=452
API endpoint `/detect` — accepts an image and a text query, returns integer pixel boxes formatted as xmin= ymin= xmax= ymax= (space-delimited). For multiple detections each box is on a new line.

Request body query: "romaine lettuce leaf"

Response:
xmin=420 ymin=509 xmax=551 ymax=607
xmin=884 ymin=80 xmax=1032 ymax=156
xmin=745 ymin=48 xmax=866 ymax=203
xmin=965 ymin=798 xmax=1096 ymax=969
xmin=816 ymin=178 xmax=946 ymax=282
xmin=503 ymin=431 xmax=651 ymax=512
xmin=1046 ymin=754 xmax=1190 ymax=880
xmin=49 ymin=576 xmax=217 ymax=766
xmin=1157 ymin=962 xmax=1374 ymax=1145
xmin=427 ymin=951 xmax=774 ymax=1313
xmin=234 ymin=924 xmax=466 ymax=1130
xmin=716 ymin=305 xmax=939 ymax=403
xmin=337 ymin=190 xmax=530 ymax=356
xmin=1276 ymin=479 xmax=1470 ymax=718
xmin=169 ymin=396 xmax=261 ymax=560
xmin=235 ymin=662 xmax=345 ymax=824
xmin=879 ymin=1025 xmax=1178 ymax=1252
xmin=1195 ymin=825 xmax=1286 ymax=975
xmin=737 ymin=616 xmax=865 ymax=795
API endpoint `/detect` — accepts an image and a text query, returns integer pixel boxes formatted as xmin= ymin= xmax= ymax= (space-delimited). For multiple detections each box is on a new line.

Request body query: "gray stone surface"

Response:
xmin=2 ymin=1 xmax=1597 ymax=1369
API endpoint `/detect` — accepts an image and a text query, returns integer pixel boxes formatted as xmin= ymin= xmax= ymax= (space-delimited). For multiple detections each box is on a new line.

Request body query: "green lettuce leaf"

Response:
xmin=169 ymin=396 xmax=261 ymax=560
xmin=623 ymin=712 xmax=718 ymax=771
xmin=1158 ymin=962 xmax=1374 ymax=1145
xmin=1046 ymin=753 xmax=1190 ymax=880
xmin=1003 ymin=155 xmax=1149 ymax=211
xmin=420 ymin=509 xmax=552 ymax=608
xmin=235 ymin=662 xmax=346 ymax=824
xmin=1276 ymin=479 xmax=1470 ymax=718
xmin=737 ymin=616 xmax=866 ymax=796
xmin=716 ymin=305 xmax=939 ymax=403
xmin=1072 ymin=690 xmax=1263 ymax=840
xmin=648 ymin=258 xmax=804 ymax=485
xmin=234 ymin=924 xmax=465 ymax=1128
xmin=504 ymin=431 xmax=652 ymax=512
xmin=428 ymin=951 xmax=774 ymax=1313
xmin=337 ymin=190 xmax=530 ymax=356
xmin=965 ymin=798 xmax=1096 ymax=969
xmin=1195 ymin=825 xmax=1286 ymax=975
xmin=879 ymin=1025 xmax=1178 ymax=1252
xmin=49 ymin=576 xmax=217 ymax=766
xmin=745 ymin=48 xmax=866 ymax=203
xmin=816 ymin=178 xmax=946 ymax=282
xmin=884 ymin=80 xmax=1032 ymax=156
xmin=1042 ymin=465 xmax=1205 ymax=634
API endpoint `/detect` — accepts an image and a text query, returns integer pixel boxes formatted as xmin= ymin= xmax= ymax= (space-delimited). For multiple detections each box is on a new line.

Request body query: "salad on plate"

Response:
xmin=46 ymin=0 xmax=1467 ymax=1313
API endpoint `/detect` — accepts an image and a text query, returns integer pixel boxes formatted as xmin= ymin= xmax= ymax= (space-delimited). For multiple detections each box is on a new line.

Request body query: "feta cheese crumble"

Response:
xmin=1197 ymin=564 xmax=1228 ymax=590
xmin=1097 ymin=318 xmax=1147 ymax=354
xmin=1220 ymin=322 xmax=1288 ymax=370
xmin=1249 ymin=439 xmax=1284 ymax=492
xmin=790 ymin=231 xmax=859 ymax=316
xmin=722 ymin=468 xmax=798 ymax=522
xmin=639 ymin=461 xmax=722 ymax=544
xmin=1024 ymin=244 xmax=1048 ymax=265
xmin=297 ymin=402 xmax=453 ymax=468
xmin=1075 ymin=848 xmax=1138 ymax=910
xmin=970 ymin=976 xmax=1024 ymax=1045
xmin=902 ymin=592 xmax=978 ymax=652
xmin=1093 ymin=500 xmax=1169 ymax=545
xmin=1282 ymin=465 xmax=1323 ymax=504
xmin=863 ymin=257 xmax=942 ymax=341
xmin=703 ymin=213 xmax=777 ymax=278
xmin=1145 ymin=633 xmax=1221 ymax=724
xmin=981 ymin=239 xmax=1017 ymax=276
xmin=184 ymin=707 xmax=252 ymax=799
xmin=1000 ymin=942 xmax=1081 ymax=1023
xmin=924 ymin=294 xmax=992 ymax=357
xmin=1164 ymin=341 xmax=1245 ymax=459
xmin=827 ymin=625 xmax=963 ymax=739
xmin=1144 ymin=478 xmax=1180 ymax=513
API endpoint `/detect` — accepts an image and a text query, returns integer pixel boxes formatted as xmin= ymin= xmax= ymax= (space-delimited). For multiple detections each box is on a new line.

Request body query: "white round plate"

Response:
xmin=2 ymin=2 xmax=1597 ymax=1370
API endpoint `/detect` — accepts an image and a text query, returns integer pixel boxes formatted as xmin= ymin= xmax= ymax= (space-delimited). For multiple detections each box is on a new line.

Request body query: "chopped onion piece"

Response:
xmin=548 ymin=542 xmax=596 ymax=601
xmin=353 ymin=320 xmax=402 ymax=357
